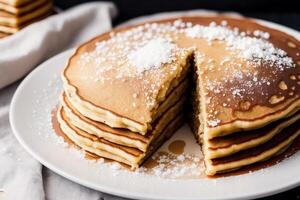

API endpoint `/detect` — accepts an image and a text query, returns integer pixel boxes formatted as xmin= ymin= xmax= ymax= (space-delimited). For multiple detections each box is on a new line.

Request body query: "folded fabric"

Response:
xmin=0 ymin=83 xmax=44 ymax=200
xmin=0 ymin=2 xmax=117 ymax=90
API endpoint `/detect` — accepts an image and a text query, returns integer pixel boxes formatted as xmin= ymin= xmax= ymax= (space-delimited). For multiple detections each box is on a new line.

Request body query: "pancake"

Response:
xmin=0 ymin=31 xmax=9 ymax=38
xmin=0 ymin=9 xmax=51 ymax=33
xmin=58 ymin=16 xmax=300 ymax=175
xmin=0 ymin=0 xmax=52 ymax=27
xmin=0 ymin=0 xmax=48 ymax=15
xmin=206 ymin=111 xmax=300 ymax=159
xmin=61 ymin=87 xmax=187 ymax=151
xmin=57 ymin=106 xmax=184 ymax=169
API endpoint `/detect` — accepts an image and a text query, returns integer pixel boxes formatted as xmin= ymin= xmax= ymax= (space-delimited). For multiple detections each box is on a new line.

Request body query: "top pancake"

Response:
xmin=63 ymin=16 xmax=300 ymax=136
xmin=63 ymin=24 xmax=192 ymax=134
xmin=0 ymin=0 xmax=49 ymax=15
xmin=0 ymin=31 xmax=9 ymax=38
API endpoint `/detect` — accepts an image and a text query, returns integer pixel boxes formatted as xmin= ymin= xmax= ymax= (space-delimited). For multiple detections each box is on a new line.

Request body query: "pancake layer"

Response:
xmin=0 ymin=30 xmax=8 ymax=38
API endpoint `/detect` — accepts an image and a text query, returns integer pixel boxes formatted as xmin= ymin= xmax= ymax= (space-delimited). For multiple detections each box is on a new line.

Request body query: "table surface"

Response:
xmin=54 ymin=0 xmax=300 ymax=199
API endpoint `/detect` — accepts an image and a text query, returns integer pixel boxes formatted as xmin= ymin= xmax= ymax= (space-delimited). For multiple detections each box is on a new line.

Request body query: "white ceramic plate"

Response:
xmin=10 ymin=18 xmax=300 ymax=200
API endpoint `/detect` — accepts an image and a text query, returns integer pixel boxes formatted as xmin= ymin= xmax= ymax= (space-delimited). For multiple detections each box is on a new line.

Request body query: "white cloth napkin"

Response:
xmin=0 ymin=9 xmax=243 ymax=200
xmin=0 ymin=84 xmax=44 ymax=200
xmin=0 ymin=2 xmax=117 ymax=89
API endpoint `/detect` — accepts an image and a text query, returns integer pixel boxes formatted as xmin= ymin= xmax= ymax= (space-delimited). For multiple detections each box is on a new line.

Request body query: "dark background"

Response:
xmin=54 ymin=0 xmax=300 ymax=199
xmin=54 ymin=0 xmax=300 ymax=31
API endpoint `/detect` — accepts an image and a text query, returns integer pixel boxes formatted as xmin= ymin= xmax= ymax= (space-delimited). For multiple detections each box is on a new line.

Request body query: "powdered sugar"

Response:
xmin=185 ymin=22 xmax=294 ymax=68
xmin=186 ymin=22 xmax=238 ymax=42
xmin=32 ymin=74 xmax=68 ymax=147
xmin=128 ymin=38 xmax=177 ymax=74
xmin=229 ymin=37 xmax=293 ymax=69
xmin=135 ymin=152 xmax=204 ymax=179
xmin=207 ymin=119 xmax=221 ymax=127
xmin=253 ymin=30 xmax=270 ymax=39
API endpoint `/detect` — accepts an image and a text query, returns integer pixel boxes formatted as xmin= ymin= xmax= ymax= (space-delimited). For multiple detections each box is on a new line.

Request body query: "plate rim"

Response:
xmin=9 ymin=15 xmax=300 ymax=200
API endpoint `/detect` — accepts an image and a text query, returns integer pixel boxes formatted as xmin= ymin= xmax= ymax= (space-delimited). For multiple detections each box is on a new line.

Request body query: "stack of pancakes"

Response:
xmin=0 ymin=0 xmax=53 ymax=38
xmin=57 ymin=16 xmax=300 ymax=175
xmin=58 ymin=25 xmax=192 ymax=169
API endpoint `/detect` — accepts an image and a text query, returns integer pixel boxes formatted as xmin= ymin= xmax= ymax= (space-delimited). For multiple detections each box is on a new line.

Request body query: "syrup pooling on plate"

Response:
xmin=168 ymin=140 xmax=186 ymax=155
